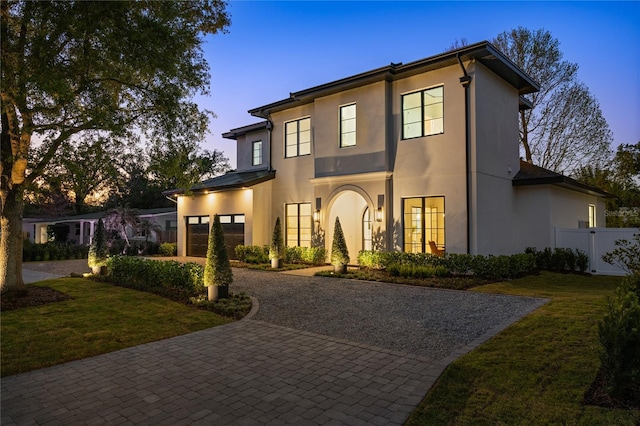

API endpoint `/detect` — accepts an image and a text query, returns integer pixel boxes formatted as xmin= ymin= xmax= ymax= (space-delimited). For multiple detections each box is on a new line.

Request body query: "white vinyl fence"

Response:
xmin=554 ymin=227 xmax=638 ymax=276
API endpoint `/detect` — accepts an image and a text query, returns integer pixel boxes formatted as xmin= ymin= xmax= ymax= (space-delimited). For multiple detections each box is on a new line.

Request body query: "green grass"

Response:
xmin=407 ymin=271 xmax=640 ymax=425
xmin=1 ymin=278 xmax=232 ymax=377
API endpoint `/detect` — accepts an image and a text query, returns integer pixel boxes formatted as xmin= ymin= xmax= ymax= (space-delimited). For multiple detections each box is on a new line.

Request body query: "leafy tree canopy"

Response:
xmin=492 ymin=27 xmax=613 ymax=175
xmin=1 ymin=0 xmax=230 ymax=289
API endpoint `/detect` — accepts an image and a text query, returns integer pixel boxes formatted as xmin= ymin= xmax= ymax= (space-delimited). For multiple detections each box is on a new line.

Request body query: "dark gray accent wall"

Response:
xmin=315 ymin=152 xmax=386 ymax=178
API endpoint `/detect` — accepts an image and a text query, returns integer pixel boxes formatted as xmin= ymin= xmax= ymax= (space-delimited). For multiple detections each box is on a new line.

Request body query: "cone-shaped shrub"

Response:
xmin=269 ymin=217 xmax=284 ymax=263
xmin=88 ymin=218 xmax=108 ymax=274
xmin=331 ymin=217 xmax=350 ymax=267
xmin=204 ymin=214 xmax=233 ymax=289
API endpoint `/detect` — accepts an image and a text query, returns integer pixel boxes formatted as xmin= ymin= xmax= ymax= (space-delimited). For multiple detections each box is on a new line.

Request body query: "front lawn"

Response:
xmin=1 ymin=278 xmax=232 ymax=377
xmin=407 ymin=271 xmax=639 ymax=425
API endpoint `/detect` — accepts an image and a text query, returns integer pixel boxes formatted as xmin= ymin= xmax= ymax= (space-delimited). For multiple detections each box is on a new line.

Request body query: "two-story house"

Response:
xmin=164 ymin=41 xmax=609 ymax=260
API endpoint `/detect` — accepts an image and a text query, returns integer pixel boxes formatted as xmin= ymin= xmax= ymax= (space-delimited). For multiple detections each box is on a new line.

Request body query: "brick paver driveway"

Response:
xmin=3 ymin=263 xmax=547 ymax=425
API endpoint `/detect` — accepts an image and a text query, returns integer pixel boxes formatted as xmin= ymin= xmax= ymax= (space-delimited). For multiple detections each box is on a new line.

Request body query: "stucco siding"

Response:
xmin=176 ymin=189 xmax=254 ymax=256
xmin=236 ymin=128 xmax=270 ymax=172
xmin=515 ymin=186 xmax=554 ymax=250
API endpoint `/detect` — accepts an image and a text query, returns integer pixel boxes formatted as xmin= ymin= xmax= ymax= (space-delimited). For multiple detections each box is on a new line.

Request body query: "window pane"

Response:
xmin=299 ymin=203 xmax=311 ymax=216
xmin=188 ymin=217 xmax=200 ymax=225
xmin=299 ymin=118 xmax=310 ymax=131
xmin=201 ymin=216 xmax=210 ymax=224
xmin=341 ymin=132 xmax=356 ymax=147
xmin=403 ymin=92 xmax=421 ymax=109
xmin=219 ymin=215 xmax=232 ymax=224
xmin=253 ymin=141 xmax=262 ymax=165
xmin=234 ymin=215 xmax=245 ymax=224
xmin=425 ymin=86 xmax=443 ymax=101
xmin=425 ymin=118 xmax=443 ymax=135
xmin=404 ymin=122 xmax=422 ymax=139
xmin=299 ymin=140 xmax=311 ymax=156
xmin=341 ymin=104 xmax=356 ymax=119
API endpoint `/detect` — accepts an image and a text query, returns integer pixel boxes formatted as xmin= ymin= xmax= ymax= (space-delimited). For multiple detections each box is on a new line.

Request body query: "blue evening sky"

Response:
xmin=199 ymin=1 xmax=640 ymax=168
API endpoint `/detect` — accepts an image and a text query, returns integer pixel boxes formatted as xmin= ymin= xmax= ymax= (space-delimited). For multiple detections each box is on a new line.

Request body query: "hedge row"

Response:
xmin=358 ymin=250 xmax=536 ymax=280
xmin=105 ymin=256 xmax=204 ymax=302
xmin=23 ymin=241 xmax=89 ymax=262
xmin=525 ymin=247 xmax=589 ymax=272
xmin=235 ymin=245 xmax=327 ymax=265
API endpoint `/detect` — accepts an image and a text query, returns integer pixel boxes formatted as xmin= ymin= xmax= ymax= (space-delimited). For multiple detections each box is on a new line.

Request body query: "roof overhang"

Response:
xmin=162 ymin=170 xmax=276 ymax=197
xmin=222 ymin=121 xmax=269 ymax=140
xmin=513 ymin=161 xmax=614 ymax=198
xmin=249 ymin=41 xmax=540 ymax=118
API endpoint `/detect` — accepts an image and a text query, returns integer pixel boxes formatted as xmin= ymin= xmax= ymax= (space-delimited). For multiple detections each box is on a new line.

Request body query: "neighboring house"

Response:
xmin=164 ymin=41 xmax=610 ymax=260
xmin=22 ymin=208 xmax=177 ymax=245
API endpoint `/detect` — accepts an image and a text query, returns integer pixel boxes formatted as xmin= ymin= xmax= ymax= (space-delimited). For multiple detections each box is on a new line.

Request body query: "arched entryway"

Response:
xmin=327 ymin=190 xmax=371 ymax=263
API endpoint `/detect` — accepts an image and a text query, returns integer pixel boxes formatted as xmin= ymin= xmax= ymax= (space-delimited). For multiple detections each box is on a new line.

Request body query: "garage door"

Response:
xmin=186 ymin=215 xmax=245 ymax=259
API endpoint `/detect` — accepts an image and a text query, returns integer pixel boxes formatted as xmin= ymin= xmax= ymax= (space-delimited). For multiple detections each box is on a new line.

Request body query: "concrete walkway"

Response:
xmin=22 ymin=269 xmax=64 ymax=284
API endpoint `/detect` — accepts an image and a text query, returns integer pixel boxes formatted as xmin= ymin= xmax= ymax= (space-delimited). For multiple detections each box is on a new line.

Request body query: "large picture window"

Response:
xmin=403 ymin=196 xmax=445 ymax=254
xmin=285 ymin=203 xmax=312 ymax=247
xmin=285 ymin=117 xmax=311 ymax=158
xmin=402 ymin=86 xmax=444 ymax=139
xmin=340 ymin=104 xmax=356 ymax=147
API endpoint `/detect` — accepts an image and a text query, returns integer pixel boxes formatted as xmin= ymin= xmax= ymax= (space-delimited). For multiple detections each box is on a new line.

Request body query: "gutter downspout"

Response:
xmin=258 ymin=110 xmax=274 ymax=172
xmin=457 ymin=54 xmax=472 ymax=255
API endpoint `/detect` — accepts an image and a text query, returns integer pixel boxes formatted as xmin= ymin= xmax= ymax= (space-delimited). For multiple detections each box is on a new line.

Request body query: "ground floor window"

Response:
xmin=403 ymin=196 xmax=445 ymax=254
xmin=588 ymin=204 xmax=596 ymax=227
xmin=286 ymin=203 xmax=312 ymax=247
xmin=363 ymin=207 xmax=372 ymax=251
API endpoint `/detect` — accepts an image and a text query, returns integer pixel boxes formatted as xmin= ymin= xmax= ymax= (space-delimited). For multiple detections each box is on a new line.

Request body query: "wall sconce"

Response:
xmin=375 ymin=194 xmax=384 ymax=222
xmin=375 ymin=207 xmax=383 ymax=222
xmin=314 ymin=197 xmax=321 ymax=224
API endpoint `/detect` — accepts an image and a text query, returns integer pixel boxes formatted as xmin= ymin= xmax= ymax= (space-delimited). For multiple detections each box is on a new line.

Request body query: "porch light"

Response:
xmin=375 ymin=207 xmax=383 ymax=222
xmin=313 ymin=209 xmax=320 ymax=223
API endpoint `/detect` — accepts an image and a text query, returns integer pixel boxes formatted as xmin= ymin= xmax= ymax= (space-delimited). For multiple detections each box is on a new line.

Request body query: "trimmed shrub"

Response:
xmin=576 ymin=249 xmax=590 ymax=273
xmin=106 ymin=256 xmax=204 ymax=301
xmin=598 ymin=273 xmax=640 ymax=402
xmin=159 ymin=242 xmax=177 ymax=257
xmin=88 ymin=218 xmax=108 ymax=272
xmin=285 ymin=246 xmax=327 ymax=265
xmin=235 ymin=245 xmax=269 ymax=263
xmin=204 ymin=214 xmax=233 ymax=288
xmin=269 ymin=217 xmax=285 ymax=262
xmin=331 ymin=217 xmax=349 ymax=266
xmin=22 ymin=241 xmax=89 ymax=262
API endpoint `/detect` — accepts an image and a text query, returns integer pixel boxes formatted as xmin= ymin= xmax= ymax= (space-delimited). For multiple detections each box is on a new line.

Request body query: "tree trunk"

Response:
xmin=1 ymin=188 xmax=25 ymax=291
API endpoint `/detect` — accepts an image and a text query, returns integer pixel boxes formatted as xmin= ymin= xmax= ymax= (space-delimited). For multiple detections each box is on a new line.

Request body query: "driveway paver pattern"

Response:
xmin=4 ymin=263 xmax=548 ymax=425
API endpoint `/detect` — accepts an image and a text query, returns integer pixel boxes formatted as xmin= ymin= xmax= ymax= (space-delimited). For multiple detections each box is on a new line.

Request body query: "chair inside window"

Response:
xmin=428 ymin=240 xmax=445 ymax=257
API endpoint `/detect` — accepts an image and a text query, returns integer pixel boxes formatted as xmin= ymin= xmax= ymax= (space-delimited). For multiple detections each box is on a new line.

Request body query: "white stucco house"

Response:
xmin=164 ymin=41 xmax=610 ymax=260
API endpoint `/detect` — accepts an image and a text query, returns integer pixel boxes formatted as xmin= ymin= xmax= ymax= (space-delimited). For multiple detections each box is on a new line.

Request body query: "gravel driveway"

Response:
xmin=232 ymin=268 xmax=547 ymax=361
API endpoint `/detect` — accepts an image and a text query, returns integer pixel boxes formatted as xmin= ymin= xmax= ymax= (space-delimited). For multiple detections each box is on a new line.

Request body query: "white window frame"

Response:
xmin=588 ymin=204 xmax=596 ymax=228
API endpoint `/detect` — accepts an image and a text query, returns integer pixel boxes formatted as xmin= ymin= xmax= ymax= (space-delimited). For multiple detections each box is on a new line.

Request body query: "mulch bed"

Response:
xmin=1 ymin=286 xmax=72 ymax=312
xmin=583 ymin=369 xmax=640 ymax=410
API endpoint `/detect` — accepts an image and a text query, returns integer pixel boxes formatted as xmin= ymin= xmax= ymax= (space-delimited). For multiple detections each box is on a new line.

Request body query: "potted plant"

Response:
xmin=331 ymin=217 xmax=349 ymax=274
xmin=269 ymin=217 xmax=284 ymax=268
xmin=204 ymin=214 xmax=233 ymax=301
xmin=88 ymin=218 xmax=108 ymax=275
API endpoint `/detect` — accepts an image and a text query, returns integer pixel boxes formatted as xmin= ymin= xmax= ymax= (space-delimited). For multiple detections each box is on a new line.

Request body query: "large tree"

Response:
xmin=492 ymin=27 xmax=613 ymax=175
xmin=0 ymin=1 xmax=230 ymax=290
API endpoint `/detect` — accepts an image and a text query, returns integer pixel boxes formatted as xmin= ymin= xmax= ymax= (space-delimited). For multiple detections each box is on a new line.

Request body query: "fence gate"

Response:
xmin=554 ymin=227 xmax=637 ymax=276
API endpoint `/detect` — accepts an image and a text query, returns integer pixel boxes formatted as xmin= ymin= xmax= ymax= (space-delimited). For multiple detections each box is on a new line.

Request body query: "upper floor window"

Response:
xmin=402 ymin=85 xmax=444 ymax=139
xmin=285 ymin=117 xmax=311 ymax=158
xmin=252 ymin=140 xmax=262 ymax=166
xmin=340 ymin=104 xmax=356 ymax=147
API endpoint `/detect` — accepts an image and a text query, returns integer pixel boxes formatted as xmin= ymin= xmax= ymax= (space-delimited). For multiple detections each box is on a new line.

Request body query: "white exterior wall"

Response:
xmin=472 ymin=63 xmax=521 ymax=255
xmin=392 ymin=64 xmax=468 ymax=254
xmin=176 ymin=189 xmax=254 ymax=256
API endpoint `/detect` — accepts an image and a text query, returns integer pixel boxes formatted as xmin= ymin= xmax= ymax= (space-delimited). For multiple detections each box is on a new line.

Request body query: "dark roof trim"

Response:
xmin=222 ymin=121 xmax=268 ymax=140
xmin=249 ymin=41 xmax=540 ymax=118
xmin=513 ymin=160 xmax=613 ymax=198
xmin=162 ymin=170 xmax=276 ymax=196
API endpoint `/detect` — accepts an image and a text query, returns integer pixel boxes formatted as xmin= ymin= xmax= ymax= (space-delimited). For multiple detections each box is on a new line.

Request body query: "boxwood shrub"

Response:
xmin=105 ymin=256 xmax=204 ymax=301
xmin=23 ymin=240 xmax=89 ymax=262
